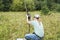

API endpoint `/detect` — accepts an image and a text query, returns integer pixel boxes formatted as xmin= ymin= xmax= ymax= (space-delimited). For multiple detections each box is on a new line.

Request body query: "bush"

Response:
xmin=10 ymin=0 xmax=24 ymax=11
xmin=34 ymin=0 xmax=41 ymax=10
xmin=0 ymin=0 xmax=4 ymax=11
xmin=55 ymin=4 xmax=60 ymax=12
xmin=40 ymin=1 xmax=50 ymax=15
xmin=2 ymin=0 xmax=12 ymax=11
xmin=41 ymin=7 xmax=50 ymax=15
xmin=25 ymin=0 xmax=35 ymax=11
xmin=10 ymin=0 xmax=35 ymax=11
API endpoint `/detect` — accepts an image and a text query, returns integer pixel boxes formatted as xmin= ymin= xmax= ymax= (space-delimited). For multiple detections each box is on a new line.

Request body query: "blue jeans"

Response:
xmin=25 ymin=34 xmax=42 ymax=40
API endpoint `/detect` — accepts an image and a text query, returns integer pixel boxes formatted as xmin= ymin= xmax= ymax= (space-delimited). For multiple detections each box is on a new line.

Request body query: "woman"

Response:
xmin=25 ymin=14 xmax=44 ymax=40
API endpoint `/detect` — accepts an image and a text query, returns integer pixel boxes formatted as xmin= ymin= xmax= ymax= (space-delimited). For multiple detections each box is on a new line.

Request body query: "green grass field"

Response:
xmin=0 ymin=11 xmax=60 ymax=40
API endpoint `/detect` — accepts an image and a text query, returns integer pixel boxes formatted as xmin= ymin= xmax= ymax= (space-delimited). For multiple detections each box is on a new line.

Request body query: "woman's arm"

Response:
xmin=26 ymin=13 xmax=32 ymax=24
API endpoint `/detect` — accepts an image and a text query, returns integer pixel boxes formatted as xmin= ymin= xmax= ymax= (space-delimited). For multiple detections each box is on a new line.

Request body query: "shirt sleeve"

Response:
xmin=40 ymin=22 xmax=43 ymax=27
xmin=28 ymin=21 xmax=34 ymax=25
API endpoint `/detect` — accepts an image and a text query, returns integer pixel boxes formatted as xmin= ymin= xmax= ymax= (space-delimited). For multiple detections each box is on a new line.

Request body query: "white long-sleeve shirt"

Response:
xmin=28 ymin=20 xmax=44 ymax=37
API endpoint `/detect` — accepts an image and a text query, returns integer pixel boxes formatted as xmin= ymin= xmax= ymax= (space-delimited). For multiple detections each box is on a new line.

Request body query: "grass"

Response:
xmin=0 ymin=11 xmax=60 ymax=40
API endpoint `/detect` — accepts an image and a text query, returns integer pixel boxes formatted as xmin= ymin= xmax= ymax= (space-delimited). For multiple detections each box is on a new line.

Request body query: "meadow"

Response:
xmin=0 ymin=11 xmax=60 ymax=40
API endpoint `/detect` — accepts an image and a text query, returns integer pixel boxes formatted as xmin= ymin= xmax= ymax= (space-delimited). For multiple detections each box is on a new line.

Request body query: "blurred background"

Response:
xmin=0 ymin=0 xmax=60 ymax=40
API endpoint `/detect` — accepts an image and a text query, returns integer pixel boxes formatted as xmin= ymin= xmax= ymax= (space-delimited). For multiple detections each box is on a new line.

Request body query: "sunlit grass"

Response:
xmin=0 ymin=11 xmax=60 ymax=40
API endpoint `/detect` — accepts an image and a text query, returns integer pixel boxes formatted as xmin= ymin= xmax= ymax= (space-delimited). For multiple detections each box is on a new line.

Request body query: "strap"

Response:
xmin=33 ymin=32 xmax=42 ymax=38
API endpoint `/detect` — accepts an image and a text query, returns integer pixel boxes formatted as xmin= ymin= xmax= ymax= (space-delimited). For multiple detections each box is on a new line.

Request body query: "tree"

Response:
xmin=10 ymin=0 xmax=35 ymax=11
xmin=0 ymin=0 xmax=4 ymax=11
xmin=34 ymin=0 xmax=41 ymax=10
xmin=25 ymin=0 xmax=35 ymax=11
xmin=40 ymin=0 xmax=50 ymax=15
xmin=2 ymin=0 xmax=12 ymax=11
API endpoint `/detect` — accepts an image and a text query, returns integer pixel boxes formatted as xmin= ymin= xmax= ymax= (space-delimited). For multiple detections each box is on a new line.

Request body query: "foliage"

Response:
xmin=55 ymin=4 xmax=60 ymax=12
xmin=10 ymin=0 xmax=35 ymax=11
xmin=41 ymin=8 xmax=50 ymax=15
xmin=10 ymin=0 xmax=24 ymax=11
xmin=2 ymin=0 xmax=12 ymax=11
xmin=25 ymin=0 xmax=35 ymax=11
xmin=0 ymin=0 xmax=3 ymax=11
xmin=0 ymin=0 xmax=60 ymax=12
xmin=34 ymin=0 xmax=41 ymax=10
xmin=40 ymin=0 xmax=50 ymax=15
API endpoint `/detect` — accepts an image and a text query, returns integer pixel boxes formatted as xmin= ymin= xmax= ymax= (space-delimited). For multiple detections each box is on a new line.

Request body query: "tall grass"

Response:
xmin=0 ymin=11 xmax=60 ymax=40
